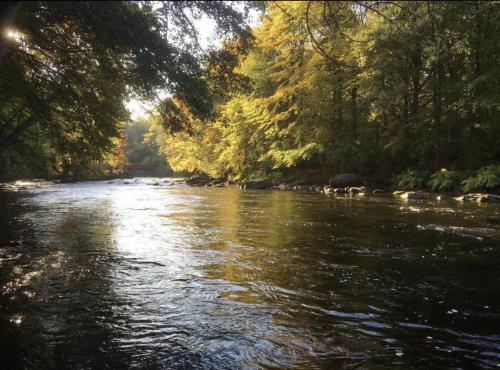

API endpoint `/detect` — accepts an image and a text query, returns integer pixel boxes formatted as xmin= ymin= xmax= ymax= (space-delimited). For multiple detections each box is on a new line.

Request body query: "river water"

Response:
xmin=0 ymin=179 xmax=499 ymax=369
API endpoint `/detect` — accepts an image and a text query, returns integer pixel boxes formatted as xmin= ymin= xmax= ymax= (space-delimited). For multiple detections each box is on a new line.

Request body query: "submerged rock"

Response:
xmin=329 ymin=173 xmax=362 ymax=187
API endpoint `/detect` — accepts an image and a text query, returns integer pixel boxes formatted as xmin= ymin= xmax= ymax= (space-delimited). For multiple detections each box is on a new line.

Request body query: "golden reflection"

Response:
xmin=177 ymin=188 xmax=311 ymax=302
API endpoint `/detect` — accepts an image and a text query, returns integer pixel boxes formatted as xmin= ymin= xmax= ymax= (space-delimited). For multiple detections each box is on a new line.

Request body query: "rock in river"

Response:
xmin=477 ymin=194 xmax=500 ymax=203
xmin=241 ymin=179 xmax=274 ymax=190
xmin=399 ymin=191 xmax=430 ymax=200
xmin=455 ymin=193 xmax=500 ymax=204
xmin=186 ymin=175 xmax=211 ymax=186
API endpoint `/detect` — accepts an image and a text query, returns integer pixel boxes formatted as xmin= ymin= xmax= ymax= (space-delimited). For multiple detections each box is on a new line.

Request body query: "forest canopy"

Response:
xmin=1 ymin=1 xmax=499 ymax=184
xmin=154 ymin=1 xmax=500 ymax=182
xmin=0 ymin=1 xmax=254 ymax=179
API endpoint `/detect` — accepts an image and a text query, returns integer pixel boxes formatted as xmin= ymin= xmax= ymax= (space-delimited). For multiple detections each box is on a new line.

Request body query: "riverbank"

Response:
xmin=185 ymin=175 xmax=500 ymax=204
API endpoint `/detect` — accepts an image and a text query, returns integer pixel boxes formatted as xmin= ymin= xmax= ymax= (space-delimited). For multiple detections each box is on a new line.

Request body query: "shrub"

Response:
xmin=428 ymin=168 xmax=469 ymax=192
xmin=462 ymin=165 xmax=500 ymax=192
xmin=393 ymin=169 xmax=428 ymax=190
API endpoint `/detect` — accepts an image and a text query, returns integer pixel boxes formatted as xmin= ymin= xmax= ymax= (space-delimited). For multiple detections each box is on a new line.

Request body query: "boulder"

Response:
xmin=333 ymin=187 xmax=347 ymax=194
xmin=329 ymin=173 xmax=362 ymax=187
xmin=186 ymin=175 xmax=211 ymax=186
xmin=241 ymin=179 xmax=274 ymax=190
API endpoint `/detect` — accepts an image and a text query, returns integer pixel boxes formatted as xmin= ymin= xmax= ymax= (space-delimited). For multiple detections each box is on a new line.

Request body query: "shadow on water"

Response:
xmin=1 ymin=181 xmax=500 ymax=369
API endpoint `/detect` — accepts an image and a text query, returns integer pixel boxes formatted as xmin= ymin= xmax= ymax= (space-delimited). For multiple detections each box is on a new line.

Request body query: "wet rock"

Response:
xmin=393 ymin=190 xmax=406 ymax=196
xmin=399 ymin=191 xmax=430 ymax=200
xmin=293 ymin=185 xmax=310 ymax=191
xmin=277 ymin=183 xmax=293 ymax=191
xmin=329 ymin=173 xmax=362 ymax=187
xmin=152 ymin=182 xmax=160 ymax=186
xmin=186 ymin=175 xmax=211 ymax=186
xmin=241 ymin=179 xmax=274 ymax=190
xmin=454 ymin=193 xmax=484 ymax=202
xmin=372 ymin=189 xmax=385 ymax=194
xmin=347 ymin=186 xmax=366 ymax=195
xmin=313 ymin=186 xmax=324 ymax=192
xmin=323 ymin=186 xmax=335 ymax=194
xmin=477 ymin=194 xmax=500 ymax=204
xmin=334 ymin=187 xmax=347 ymax=194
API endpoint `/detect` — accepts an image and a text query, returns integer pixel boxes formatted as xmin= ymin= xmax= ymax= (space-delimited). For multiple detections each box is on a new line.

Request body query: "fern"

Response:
xmin=393 ymin=169 xmax=428 ymax=190
xmin=462 ymin=165 xmax=500 ymax=192
xmin=428 ymin=169 xmax=469 ymax=192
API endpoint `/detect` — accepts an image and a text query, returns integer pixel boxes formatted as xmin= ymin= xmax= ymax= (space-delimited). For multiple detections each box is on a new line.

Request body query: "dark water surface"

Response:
xmin=0 ymin=179 xmax=499 ymax=369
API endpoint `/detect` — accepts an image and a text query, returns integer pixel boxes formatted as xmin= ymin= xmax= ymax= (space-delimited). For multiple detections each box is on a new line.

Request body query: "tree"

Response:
xmin=155 ymin=1 xmax=500 ymax=181
xmin=0 ymin=1 xmax=254 ymax=179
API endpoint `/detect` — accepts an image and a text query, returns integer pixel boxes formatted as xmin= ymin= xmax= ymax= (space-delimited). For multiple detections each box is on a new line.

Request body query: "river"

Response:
xmin=0 ymin=179 xmax=499 ymax=369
